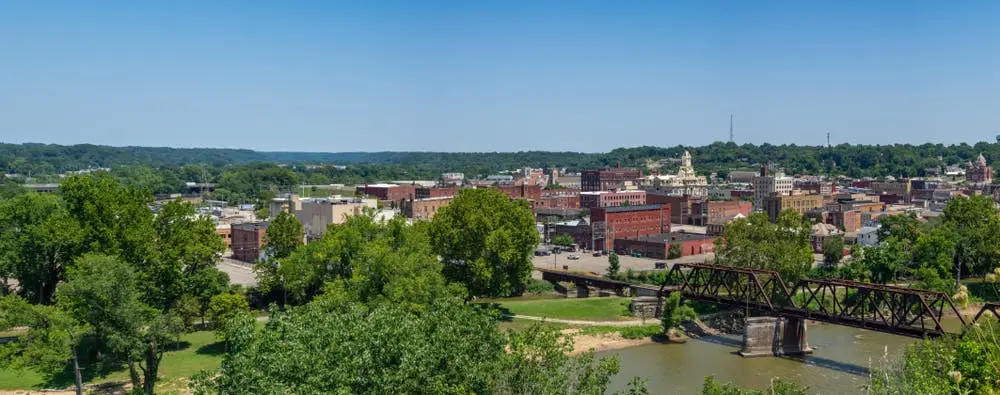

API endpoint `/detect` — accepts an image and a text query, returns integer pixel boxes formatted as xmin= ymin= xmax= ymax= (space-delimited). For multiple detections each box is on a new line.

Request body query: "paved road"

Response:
xmin=217 ymin=257 xmax=257 ymax=286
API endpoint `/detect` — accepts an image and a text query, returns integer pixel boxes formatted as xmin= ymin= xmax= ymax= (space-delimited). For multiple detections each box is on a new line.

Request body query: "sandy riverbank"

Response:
xmin=564 ymin=329 xmax=655 ymax=355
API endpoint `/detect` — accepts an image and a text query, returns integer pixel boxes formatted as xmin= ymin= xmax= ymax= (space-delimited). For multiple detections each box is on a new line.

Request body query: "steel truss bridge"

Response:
xmin=657 ymin=262 xmax=1000 ymax=338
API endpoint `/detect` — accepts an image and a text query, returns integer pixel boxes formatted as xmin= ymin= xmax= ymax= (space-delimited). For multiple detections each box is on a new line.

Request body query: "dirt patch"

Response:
xmin=562 ymin=329 xmax=653 ymax=355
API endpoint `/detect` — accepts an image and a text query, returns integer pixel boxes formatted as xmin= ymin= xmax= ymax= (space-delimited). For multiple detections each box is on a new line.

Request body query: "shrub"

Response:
xmin=524 ymin=279 xmax=555 ymax=294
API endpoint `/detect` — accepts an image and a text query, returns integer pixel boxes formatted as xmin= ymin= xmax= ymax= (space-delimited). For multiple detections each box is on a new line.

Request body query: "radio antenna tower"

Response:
xmin=826 ymin=131 xmax=831 ymax=148
xmin=729 ymin=114 xmax=734 ymax=143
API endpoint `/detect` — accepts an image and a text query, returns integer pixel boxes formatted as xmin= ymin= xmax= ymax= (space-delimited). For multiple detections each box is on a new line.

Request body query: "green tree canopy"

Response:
xmin=0 ymin=193 xmax=82 ymax=304
xmin=262 ymin=211 xmax=303 ymax=261
xmin=429 ymin=188 xmax=538 ymax=298
xmin=191 ymin=299 xmax=624 ymax=394
xmin=0 ymin=295 xmax=89 ymax=395
xmin=941 ymin=195 xmax=1000 ymax=286
xmin=714 ymin=210 xmax=813 ymax=282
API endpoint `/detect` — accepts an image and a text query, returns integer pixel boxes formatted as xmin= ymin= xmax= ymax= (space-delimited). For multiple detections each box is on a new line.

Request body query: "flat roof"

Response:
xmin=602 ymin=204 xmax=663 ymax=213
xmin=620 ymin=232 xmax=716 ymax=244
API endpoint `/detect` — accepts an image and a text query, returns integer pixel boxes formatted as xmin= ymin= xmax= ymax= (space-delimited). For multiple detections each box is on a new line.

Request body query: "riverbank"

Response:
xmin=564 ymin=329 xmax=656 ymax=355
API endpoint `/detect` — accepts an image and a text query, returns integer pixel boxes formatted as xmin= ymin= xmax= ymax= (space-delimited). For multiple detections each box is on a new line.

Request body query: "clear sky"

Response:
xmin=2 ymin=1 xmax=999 ymax=152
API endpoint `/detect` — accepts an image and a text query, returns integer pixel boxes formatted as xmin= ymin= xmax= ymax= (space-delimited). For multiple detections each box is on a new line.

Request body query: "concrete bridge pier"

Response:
xmin=739 ymin=316 xmax=813 ymax=357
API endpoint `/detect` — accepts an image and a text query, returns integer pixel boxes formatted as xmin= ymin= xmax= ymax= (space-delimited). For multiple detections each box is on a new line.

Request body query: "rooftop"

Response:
xmin=601 ymin=204 xmax=664 ymax=213
xmin=623 ymin=232 xmax=716 ymax=243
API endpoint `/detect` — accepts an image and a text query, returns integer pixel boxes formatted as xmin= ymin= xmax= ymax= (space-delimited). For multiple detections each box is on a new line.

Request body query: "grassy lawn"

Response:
xmin=488 ymin=297 xmax=634 ymax=321
xmin=0 ymin=329 xmax=226 ymax=391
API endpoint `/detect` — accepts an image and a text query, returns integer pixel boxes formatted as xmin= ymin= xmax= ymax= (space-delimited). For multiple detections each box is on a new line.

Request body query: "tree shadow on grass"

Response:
xmin=42 ymin=339 xmax=192 ymax=390
xmin=196 ymin=341 xmax=227 ymax=356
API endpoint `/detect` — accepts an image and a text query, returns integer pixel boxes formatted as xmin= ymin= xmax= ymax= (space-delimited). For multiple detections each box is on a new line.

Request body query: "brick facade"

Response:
xmin=581 ymin=168 xmax=643 ymax=192
xmin=613 ymin=233 xmax=717 ymax=259
xmin=590 ymin=204 xmax=671 ymax=251
xmin=231 ymin=222 xmax=268 ymax=263
xmin=496 ymin=184 xmax=542 ymax=200
xmin=402 ymin=197 xmax=453 ymax=221
xmin=580 ymin=190 xmax=646 ymax=208
xmin=415 ymin=187 xmax=458 ymax=199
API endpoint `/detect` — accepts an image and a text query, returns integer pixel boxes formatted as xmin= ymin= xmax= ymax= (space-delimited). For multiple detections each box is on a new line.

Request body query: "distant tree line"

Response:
xmin=4 ymin=141 xmax=1000 ymax=186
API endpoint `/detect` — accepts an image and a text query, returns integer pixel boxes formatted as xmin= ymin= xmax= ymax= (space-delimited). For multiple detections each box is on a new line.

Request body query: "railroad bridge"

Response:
xmin=656 ymin=263 xmax=1000 ymax=357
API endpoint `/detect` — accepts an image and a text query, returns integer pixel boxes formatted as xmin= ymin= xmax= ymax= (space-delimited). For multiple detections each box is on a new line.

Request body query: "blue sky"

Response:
xmin=2 ymin=1 xmax=999 ymax=152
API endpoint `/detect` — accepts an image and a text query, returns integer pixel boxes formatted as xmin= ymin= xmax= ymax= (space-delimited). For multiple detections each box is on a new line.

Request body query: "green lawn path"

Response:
xmin=491 ymin=296 xmax=634 ymax=321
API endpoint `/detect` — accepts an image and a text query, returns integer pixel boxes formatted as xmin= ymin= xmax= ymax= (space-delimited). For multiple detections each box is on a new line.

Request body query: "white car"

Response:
xmin=567 ymin=254 xmax=580 ymax=260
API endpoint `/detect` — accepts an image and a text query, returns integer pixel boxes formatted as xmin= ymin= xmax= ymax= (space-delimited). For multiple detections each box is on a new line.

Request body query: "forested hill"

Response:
xmin=3 ymin=141 xmax=1000 ymax=179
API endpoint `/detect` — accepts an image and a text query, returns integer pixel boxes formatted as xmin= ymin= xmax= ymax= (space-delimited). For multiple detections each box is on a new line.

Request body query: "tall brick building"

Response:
xmin=763 ymin=193 xmax=824 ymax=222
xmin=231 ymin=222 xmax=268 ymax=263
xmin=590 ymin=204 xmax=671 ymax=251
xmin=581 ymin=168 xmax=643 ymax=192
xmin=646 ymin=194 xmax=700 ymax=224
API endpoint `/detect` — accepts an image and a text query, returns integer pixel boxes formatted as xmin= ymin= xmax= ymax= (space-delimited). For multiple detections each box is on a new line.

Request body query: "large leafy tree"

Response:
xmin=429 ymin=188 xmax=538 ymax=297
xmin=0 ymin=193 xmax=82 ymax=304
xmin=149 ymin=200 xmax=227 ymax=310
xmin=277 ymin=215 xmax=458 ymax=307
xmin=940 ymin=195 xmax=1000 ymax=287
xmin=877 ymin=214 xmax=922 ymax=247
xmin=262 ymin=211 xmax=303 ymax=260
xmin=714 ymin=210 xmax=813 ymax=282
xmin=0 ymin=295 xmax=90 ymax=395
xmin=191 ymin=299 xmax=624 ymax=394
xmin=59 ymin=172 xmax=156 ymax=268
xmin=56 ymin=254 xmax=181 ymax=395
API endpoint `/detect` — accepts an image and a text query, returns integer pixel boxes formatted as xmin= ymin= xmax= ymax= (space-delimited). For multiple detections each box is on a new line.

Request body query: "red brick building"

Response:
xmin=590 ymin=204 xmax=671 ymax=251
xmin=580 ymin=190 xmax=646 ymax=208
xmin=356 ymin=184 xmax=417 ymax=207
xmin=645 ymin=194 xmax=702 ymax=225
xmin=231 ymin=222 xmax=268 ymax=263
xmin=415 ymin=187 xmax=458 ymax=199
xmin=496 ymin=184 xmax=542 ymax=200
xmin=704 ymin=201 xmax=752 ymax=225
xmin=581 ymin=168 xmax=643 ymax=192
xmin=613 ymin=232 xmax=717 ymax=259
xmin=215 ymin=225 xmax=232 ymax=248
xmin=534 ymin=191 xmax=580 ymax=210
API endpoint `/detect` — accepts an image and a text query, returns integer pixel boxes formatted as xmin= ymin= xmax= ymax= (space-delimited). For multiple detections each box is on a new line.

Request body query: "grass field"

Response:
xmin=488 ymin=296 xmax=634 ymax=321
xmin=0 ymin=329 xmax=226 ymax=391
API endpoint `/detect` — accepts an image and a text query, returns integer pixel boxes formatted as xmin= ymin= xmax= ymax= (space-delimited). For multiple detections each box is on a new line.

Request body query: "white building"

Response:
xmin=857 ymin=226 xmax=879 ymax=247
xmin=641 ymin=151 xmax=709 ymax=197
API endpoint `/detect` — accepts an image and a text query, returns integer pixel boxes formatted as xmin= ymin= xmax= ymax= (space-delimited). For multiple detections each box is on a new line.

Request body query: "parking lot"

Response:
xmin=531 ymin=247 xmax=714 ymax=275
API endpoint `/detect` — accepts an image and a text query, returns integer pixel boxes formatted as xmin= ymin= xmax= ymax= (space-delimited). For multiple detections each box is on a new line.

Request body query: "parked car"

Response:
xmin=655 ymin=262 xmax=667 ymax=269
xmin=592 ymin=252 xmax=602 ymax=257
xmin=601 ymin=250 xmax=609 ymax=255
xmin=567 ymin=254 xmax=580 ymax=260
xmin=630 ymin=252 xmax=643 ymax=258
xmin=534 ymin=250 xmax=551 ymax=256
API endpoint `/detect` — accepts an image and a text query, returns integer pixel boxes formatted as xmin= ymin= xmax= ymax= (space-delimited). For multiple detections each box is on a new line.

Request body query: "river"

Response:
xmin=597 ymin=319 xmax=964 ymax=394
